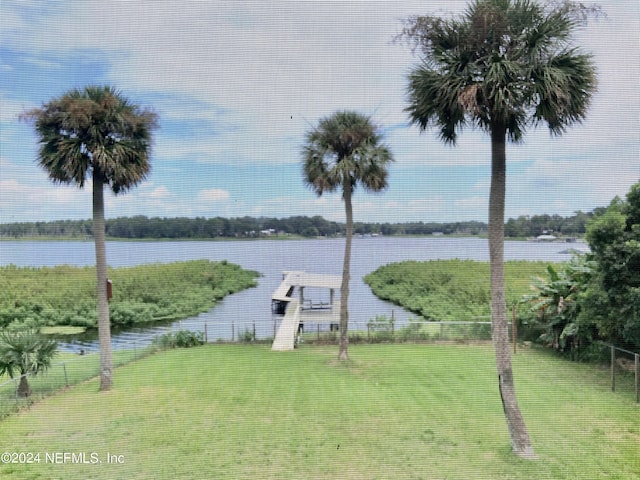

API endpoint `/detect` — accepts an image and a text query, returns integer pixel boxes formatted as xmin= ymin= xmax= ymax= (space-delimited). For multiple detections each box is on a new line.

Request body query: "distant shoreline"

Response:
xmin=0 ymin=233 xmax=585 ymax=242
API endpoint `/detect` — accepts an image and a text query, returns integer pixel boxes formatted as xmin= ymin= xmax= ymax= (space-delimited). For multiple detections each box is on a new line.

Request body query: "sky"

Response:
xmin=1 ymin=1 xmax=638 ymax=224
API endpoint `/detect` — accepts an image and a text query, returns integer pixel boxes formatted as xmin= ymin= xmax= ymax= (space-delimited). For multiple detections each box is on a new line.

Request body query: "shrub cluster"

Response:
xmin=153 ymin=330 xmax=205 ymax=349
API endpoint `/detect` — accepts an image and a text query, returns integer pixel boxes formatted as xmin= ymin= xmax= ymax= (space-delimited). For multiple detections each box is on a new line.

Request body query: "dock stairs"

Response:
xmin=271 ymin=298 xmax=301 ymax=351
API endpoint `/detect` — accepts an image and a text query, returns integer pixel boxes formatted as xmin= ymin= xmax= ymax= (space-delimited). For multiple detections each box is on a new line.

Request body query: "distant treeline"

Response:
xmin=0 ymin=211 xmax=596 ymax=240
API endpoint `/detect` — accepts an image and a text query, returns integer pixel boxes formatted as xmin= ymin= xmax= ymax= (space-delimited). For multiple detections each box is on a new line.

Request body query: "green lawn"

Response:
xmin=0 ymin=344 xmax=638 ymax=479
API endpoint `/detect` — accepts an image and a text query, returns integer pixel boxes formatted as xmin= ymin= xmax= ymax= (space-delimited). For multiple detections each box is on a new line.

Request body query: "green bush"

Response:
xmin=238 ymin=328 xmax=256 ymax=343
xmin=367 ymin=314 xmax=395 ymax=342
xmin=153 ymin=330 xmax=205 ymax=349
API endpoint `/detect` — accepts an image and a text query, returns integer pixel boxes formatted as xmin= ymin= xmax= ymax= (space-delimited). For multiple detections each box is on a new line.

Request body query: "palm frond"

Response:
xmin=302 ymin=111 xmax=394 ymax=197
xmin=22 ymin=85 xmax=158 ymax=195
xmin=400 ymin=0 xmax=597 ymax=143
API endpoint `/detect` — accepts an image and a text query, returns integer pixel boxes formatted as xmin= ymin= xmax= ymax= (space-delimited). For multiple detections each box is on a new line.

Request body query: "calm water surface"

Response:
xmin=0 ymin=237 xmax=581 ymax=351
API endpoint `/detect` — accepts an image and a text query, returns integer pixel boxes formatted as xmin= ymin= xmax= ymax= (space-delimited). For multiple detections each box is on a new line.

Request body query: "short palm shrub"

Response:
xmin=0 ymin=330 xmax=58 ymax=397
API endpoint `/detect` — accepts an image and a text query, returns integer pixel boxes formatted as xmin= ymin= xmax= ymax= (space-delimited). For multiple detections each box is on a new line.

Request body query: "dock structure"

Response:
xmin=271 ymin=299 xmax=301 ymax=351
xmin=271 ymin=271 xmax=342 ymax=351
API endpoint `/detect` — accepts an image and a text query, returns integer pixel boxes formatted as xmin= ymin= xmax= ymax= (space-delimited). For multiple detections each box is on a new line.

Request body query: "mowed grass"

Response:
xmin=0 ymin=344 xmax=638 ymax=480
xmin=0 ymin=349 xmax=155 ymax=419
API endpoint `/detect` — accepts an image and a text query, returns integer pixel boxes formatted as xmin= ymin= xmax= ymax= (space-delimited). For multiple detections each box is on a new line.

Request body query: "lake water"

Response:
xmin=0 ymin=237 xmax=580 ymax=351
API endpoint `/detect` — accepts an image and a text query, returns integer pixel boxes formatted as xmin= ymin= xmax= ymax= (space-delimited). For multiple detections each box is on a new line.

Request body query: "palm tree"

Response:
xmin=398 ymin=0 xmax=597 ymax=457
xmin=22 ymin=86 xmax=158 ymax=391
xmin=0 ymin=330 xmax=57 ymax=398
xmin=303 ymin=111 xmax=394 ymax=360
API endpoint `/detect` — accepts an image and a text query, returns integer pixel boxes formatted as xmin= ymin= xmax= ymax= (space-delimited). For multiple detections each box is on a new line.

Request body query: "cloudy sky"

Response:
xmin=1 ymin=0 xmax=638 ymax=224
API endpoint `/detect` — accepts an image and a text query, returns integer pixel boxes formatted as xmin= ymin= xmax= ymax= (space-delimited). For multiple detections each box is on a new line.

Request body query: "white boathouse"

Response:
xmin=271 ymin=271 xmax=341 ymax=351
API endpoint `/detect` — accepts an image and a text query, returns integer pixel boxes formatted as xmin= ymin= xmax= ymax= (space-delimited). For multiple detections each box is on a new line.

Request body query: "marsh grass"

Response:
xmin=0 ymin=344 xmax=638 ymax=479
xmin=0 ymin=260 xmax=259 ymax=331
xmin=364 ymin=259 xmax=552 ymax=320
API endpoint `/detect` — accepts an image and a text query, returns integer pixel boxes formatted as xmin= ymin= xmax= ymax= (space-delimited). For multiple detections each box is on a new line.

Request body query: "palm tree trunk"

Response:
xmin=489 ymin=122 xmax=535 ymax=458
xmin=93 ymin=175 xmax=113 ymax=391
xmin=339 ymin=179 xmax=353 ymax=361
xmin=18 ymin=374 xmax=31 ymax=398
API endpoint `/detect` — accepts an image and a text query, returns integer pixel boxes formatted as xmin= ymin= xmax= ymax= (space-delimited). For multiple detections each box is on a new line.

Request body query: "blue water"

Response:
xmin=0 ymin=237 xmax=581 ymax=351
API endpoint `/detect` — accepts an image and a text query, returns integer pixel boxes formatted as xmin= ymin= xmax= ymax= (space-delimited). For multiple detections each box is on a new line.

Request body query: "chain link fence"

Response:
xmin=601 ymin=342 xmax=640 ymax=403
xmin=0 ymin=337 xmax=157 ymax=420
xmin=3 ymin=319 xmax=636 ymax=420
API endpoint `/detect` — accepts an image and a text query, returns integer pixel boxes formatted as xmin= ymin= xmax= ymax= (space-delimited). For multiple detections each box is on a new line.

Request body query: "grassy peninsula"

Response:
xmin=0 ymin=260 xmax=259 ymax=332
xmin=365 ymin=259 xmax=552 ymax=320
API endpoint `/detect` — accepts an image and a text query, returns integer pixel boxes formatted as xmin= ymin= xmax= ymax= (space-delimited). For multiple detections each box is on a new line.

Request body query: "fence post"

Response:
xmin=253 ymin=321 xmax=256 ymax=342
xmin=512 ymin=305 xmax=517 ymax=354
xmin=232 ymin=320 xmax=235 ymax=342
xmin=204 ymin=322 xmax=208 ymax=343
xmin=63 ymin=362 xmax=69 ymax=387
xmin=634 ymin=353 xmax=640 ymax=403
xmin=611 ymin=345 xmax=616 ymax=392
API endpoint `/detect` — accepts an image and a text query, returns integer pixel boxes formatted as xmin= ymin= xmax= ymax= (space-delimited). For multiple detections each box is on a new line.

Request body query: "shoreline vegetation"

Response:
xmin=0 ymin=260 xmax=259 ymax=333
xmin=0 ymin=258 xmax=552 ymax=336
xmin=0 ymin=211 xmax=594 ymax=241
xmin=365 ymin=259 xmax=552 ymax=321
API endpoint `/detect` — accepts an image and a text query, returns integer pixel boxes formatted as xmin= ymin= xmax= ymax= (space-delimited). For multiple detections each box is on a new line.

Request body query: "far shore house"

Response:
xmin=535 ymin=234 xmax=557 ymax=242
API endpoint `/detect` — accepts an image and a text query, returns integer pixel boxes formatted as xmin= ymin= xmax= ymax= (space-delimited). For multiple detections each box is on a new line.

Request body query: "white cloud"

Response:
xmin=455 ymin=196 xmax=487 ymax=209
xmin=144 ymin=186 xmax=172 ymax=199
xmin=197 ymin=189 xmax=230 ymax=202
xmin=1 ymin=0 xmax=637 ymax=223
xmin=0 ymin=96 xmax=35 ymax=123
xmin=0 ymin=178 xmax=92 ymax=221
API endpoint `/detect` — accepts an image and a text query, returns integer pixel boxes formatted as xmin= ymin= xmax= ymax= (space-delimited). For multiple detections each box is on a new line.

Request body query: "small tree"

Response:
xmin=0 ymin=330 xmax=58 ymax=398
xmin=524 ymin=256 xmax=595 ymax=354
xmin=580 ymin=183 xmax=640 ymax=350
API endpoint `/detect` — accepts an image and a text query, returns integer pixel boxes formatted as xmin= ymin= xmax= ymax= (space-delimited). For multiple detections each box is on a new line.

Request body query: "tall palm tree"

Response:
xmin=22 ymin=86 xmax=158 ymax=391
xmin=303 ymin=111 xmax=394 ymax=360
xmin=399 ymin=0 xmax=597 ymax=458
